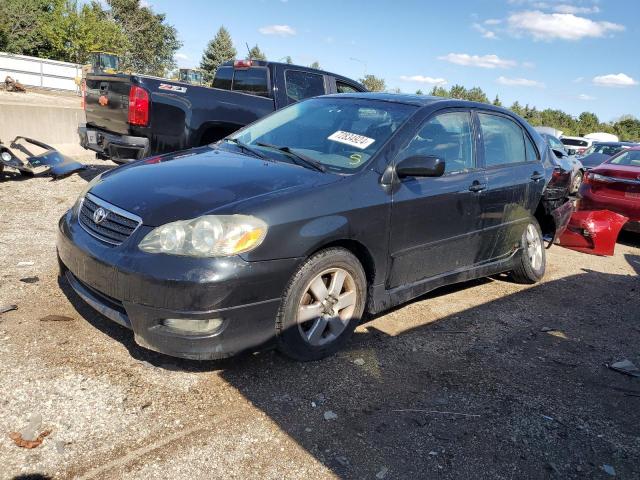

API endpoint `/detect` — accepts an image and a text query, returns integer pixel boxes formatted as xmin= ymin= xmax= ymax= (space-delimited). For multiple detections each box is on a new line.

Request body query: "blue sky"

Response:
xmin=149 ymin=0 xmax=639 ymax=122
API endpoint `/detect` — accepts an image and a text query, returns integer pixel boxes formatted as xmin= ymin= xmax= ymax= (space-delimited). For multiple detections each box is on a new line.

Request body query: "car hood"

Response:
xmin=89 ymin=147 xmax=336 ymax=226
xmin=580 ymin=152 xmax=609 ymax=168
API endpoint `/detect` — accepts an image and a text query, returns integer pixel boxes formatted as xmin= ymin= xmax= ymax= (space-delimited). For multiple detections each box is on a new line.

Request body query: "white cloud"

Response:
xmin=258 ymin=24 xmax=296 ymax=36
xmin=507 ymin=11 xmax=624 ymax=41
xmin=497 ymin=76 xmax=545 ymax=87
xmin=399 ymin=75 xmax=447 ymax=86
xmin=592 ymin=73 xmax=638 ymax=87
xmin=174 ymin=53 xmax=189 ymax=60
xmin=472 ymin=23 xmax=499 ymax=40
xmin=522 ymin=61 xmax=535 ymax=69
xmin=438 ymin=53 xmax=516 ymax=69
xmin=553 ymin=4 xmax=600 ymax=15
xmin=578 ymin=94 xmax=596 ymax=100
xmin=484 ymin=18 xmax=502 ymax=25
xmin=573 ymin=77 xmax=584 ymax=83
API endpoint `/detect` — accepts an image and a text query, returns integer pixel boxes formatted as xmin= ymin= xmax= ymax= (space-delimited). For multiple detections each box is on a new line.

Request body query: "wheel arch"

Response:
xmin=307 ymin=239 xmax=376 ymax=288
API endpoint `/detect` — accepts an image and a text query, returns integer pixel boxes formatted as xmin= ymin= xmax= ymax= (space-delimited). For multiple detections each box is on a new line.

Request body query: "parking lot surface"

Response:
xmin=1 ymin=163 xmax=639 ymax=479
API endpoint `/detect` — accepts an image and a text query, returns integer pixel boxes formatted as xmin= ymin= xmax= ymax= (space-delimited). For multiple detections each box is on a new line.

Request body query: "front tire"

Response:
xmin=276 ymin=248 xmax=366 ymax=361
xmin=509 ymin=221 xmax=546 ymax=284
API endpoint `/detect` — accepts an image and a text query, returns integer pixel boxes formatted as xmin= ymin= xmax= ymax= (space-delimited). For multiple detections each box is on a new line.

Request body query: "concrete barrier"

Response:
xmin=0 ymin=103 xmax=87 ymax=156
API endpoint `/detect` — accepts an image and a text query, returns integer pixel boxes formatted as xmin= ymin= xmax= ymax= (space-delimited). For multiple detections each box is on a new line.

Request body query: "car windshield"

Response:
xmin=561 ymin=138 xmax=588 ymax=147
xmin=609 ymin=150 xmax=640 ymax=166
xmin=229 ymin=97 xmax=417 ymax=173
xmin=583 ymin=144 xmax=626 ymax=156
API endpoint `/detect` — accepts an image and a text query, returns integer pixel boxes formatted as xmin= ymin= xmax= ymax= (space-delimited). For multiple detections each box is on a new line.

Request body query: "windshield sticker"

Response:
xmin=159 ymin=84 xmax=187 ymax=93
xmin=349 ymin=153 xmax=362 ymax=165
xmin=328 ymin=131 xmax=375 ymax=150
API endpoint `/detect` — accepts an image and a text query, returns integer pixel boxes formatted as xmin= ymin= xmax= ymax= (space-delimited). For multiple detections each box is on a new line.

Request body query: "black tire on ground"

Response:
xmin=509 ymin=220 xmax=546 ymax=284
xmin=19 ymin=169 xmax=34 ymax=177
xmin=276 ymin=247 xmax=367 ymax=361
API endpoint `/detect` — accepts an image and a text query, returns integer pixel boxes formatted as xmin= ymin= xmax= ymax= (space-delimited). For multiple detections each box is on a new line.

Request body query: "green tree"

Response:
xmin=108 ymin=0 xmax=181 ymax=77
xmin=0 ymin=0 xmax=52 ymax=56
xmin=448 ymin=84 xmax=467 ymax=99
xmin=577 ymin=112 xmax=599 ymax=135
xmin=466 ymin=86 xmax=489 ymax=103
xmin=492 ymin=95 xmax=502 ymax=107
xmin=200 ymin=26 xmax=236 ymax=83
xmin=285 ymin=55 xmax=292 ymax=64
xmin=359 ymin=74 xmax=386 ymax=92
xmin=510 ymin=101 xmax=524 ymax=117
xmin=247 ymin=44 xmax=265 ymax=61
xmin=429 ymin=86 xmax=448 ymax=97
xmin=310 ymin=61 xmax=320 ymax=69
xmin=415 ymin=89 xmax=423 ymax=95
xmin=613 ymin=116 xmax=640 ymax=141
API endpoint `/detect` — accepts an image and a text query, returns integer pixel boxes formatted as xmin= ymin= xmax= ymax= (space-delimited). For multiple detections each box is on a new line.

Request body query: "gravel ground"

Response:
xmin=0 ymin=163 xmax=639 ymax=479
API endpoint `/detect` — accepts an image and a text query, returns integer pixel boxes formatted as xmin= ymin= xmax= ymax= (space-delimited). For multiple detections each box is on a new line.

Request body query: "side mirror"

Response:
xmin=552 ymin=148 xmax=566 ymax=159
xmin=396 ymin=155 xmax=445 ymax=178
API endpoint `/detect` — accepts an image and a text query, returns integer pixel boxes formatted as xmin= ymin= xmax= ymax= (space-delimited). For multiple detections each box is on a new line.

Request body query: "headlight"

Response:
xmin=73 ymin=174 xmax=103 ymax=216
xmin=139 ymin=215 xmax=267 ymax=257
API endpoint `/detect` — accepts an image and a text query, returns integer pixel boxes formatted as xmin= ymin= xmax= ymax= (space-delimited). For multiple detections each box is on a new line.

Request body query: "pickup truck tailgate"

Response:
xmin=85 ymin=74 xmax=131 ymax=135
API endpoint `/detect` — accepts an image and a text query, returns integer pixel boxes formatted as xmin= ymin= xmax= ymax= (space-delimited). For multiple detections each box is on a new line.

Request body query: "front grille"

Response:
xmin=79 ymin=193 xmax=141 ymax=246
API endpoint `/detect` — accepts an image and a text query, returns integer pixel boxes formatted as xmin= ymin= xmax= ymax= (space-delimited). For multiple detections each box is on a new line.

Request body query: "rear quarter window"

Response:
xmin=212 ymin=67 xmax=233 ymax=90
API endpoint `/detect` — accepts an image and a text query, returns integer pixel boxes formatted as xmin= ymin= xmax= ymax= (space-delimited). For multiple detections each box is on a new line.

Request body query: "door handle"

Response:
xmin=531 ymin=172 xmax=545 ymax=181
xmin=468 ymin=182 xmax=487 ymax=192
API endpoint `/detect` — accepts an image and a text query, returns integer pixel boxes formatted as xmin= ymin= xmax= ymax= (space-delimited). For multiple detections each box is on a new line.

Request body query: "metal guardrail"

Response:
xmin=0 ymin=52 xmax=82 ymax=92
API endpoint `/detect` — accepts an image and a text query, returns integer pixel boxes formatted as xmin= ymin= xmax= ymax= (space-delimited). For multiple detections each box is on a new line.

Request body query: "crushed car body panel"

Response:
xmin=1 ymin=137 xmax=85 ymax=178
xmin=557 ymin=209 xmax=628 ymax=256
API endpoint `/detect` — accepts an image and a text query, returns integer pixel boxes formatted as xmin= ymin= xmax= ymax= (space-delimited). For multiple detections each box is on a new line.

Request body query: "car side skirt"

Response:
xmin=367 ymin=248 xmax=520 ymax=315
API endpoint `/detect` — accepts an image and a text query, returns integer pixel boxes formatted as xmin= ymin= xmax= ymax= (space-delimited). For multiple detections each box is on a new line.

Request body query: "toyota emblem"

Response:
xmin=93 ymin=207 xmax=108 ymax=224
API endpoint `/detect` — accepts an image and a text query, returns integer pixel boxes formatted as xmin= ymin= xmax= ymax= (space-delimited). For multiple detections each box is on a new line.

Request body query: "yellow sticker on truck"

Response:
xmin=327 ymin=131 xmax=375 ymax=150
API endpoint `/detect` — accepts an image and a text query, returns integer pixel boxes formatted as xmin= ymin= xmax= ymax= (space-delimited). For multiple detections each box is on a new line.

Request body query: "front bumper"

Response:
xmin=79 ymin=124 xmax=149 ymax=163
xmin=57 ymin=210 xmax=301 ymax=359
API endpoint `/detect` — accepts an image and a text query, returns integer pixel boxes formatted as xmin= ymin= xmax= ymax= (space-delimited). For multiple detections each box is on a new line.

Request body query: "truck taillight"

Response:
xmin=233 ymin=59 xmax=252 ymax=69
xmin=128 ymin=85 xmax=149 ymax=126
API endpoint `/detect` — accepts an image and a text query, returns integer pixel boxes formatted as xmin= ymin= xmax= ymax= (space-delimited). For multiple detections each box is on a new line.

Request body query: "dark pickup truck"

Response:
xmin=79 ymin=60 xmax=366 ymax=163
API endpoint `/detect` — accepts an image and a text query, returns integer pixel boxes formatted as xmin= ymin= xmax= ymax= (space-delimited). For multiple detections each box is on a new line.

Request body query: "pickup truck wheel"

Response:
xmin=509 ymin=221 xmax=546 ymax=284
xmin=276 ymin=248 xmax=366 ymax=361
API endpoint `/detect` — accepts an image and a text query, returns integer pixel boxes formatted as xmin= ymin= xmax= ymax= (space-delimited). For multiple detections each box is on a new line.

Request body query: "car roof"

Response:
xmin=322 ymin=92 xmax=511 ymax=111
xmin=593 ymin=141 xmax=636 ymax=146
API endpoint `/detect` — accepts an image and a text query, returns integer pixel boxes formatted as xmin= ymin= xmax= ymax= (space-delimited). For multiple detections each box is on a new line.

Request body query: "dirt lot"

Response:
xmin=1 ymin=163 xmax=639 ymax=480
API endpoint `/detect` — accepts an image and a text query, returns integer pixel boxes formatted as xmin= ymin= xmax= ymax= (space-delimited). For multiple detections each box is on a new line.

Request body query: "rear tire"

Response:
xmin=276 ymin=248 xmax=366 ymax=361
xmin=509 ymin=220 xmax=546 ymax=284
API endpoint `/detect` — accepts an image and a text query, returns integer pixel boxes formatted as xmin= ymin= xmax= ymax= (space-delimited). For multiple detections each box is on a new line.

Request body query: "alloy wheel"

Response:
xmin=297 ymin=268 xmax=357 ymax=346
xmin=526 ymin=224 xmax=543 ymax=271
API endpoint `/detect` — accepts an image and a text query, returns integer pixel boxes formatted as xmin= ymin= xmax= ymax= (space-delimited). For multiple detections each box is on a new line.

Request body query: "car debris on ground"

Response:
xmin=1 ymin=136 xmax=85 ymax=179
xmin=0 ymin=305 xmax=18 ymax=315
xmin=2 ymin=76 xmax=26 ymax=93
xmin=8 ymin=413 xmax=51 ymax=449
xmin=607 ymin=359 xmax=640 ymax=378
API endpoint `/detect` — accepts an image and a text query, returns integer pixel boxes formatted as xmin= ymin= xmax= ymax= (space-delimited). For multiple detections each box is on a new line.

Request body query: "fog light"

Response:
xmin=163 ymin=318 xmax=223 ymax=334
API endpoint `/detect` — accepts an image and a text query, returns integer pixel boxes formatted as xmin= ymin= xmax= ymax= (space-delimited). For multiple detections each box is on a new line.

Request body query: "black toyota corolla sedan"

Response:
xmin=57 ymin=93 xmax=571 ymax=361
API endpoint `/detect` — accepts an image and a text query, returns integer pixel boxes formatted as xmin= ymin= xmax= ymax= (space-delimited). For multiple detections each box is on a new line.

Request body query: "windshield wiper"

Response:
xmin=224 ymin=138 xmax=266 ymax=159
xmin=255 ymin=142 xmax=326 ymax=172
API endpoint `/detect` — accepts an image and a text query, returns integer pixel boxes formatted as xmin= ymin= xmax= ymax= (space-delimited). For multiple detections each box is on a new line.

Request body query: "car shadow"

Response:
xmin=60 ymin=260 xmax=640 ymax=478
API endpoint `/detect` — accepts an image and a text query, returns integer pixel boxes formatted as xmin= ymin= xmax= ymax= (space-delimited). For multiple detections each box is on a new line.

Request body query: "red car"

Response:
xmin=578 ymin=146 xmax=640 ymax=233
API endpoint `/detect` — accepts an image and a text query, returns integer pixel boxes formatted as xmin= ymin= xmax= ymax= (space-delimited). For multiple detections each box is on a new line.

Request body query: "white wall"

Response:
xmin=0 ymin=52 xmax=82 ymax=92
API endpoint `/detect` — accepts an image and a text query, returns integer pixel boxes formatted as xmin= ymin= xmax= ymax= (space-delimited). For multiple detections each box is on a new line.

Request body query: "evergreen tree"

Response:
xmin=415 ymin=89 xmax=423 ymax=95
xmin=247 ymin=44 xmax=266 ymax=61
xmin=310 ymin=61 xmax=320 ymax=69
xmin=285 ymin=55 xmax=293 ymax=64
xmin=492 ymin=95 xmax=502 ymax=107
xmin=200 ymin=26 xmax=236 ymax=83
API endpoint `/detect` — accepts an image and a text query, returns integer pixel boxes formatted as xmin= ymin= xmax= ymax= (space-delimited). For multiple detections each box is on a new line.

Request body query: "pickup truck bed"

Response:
xmin=80 ymin=61 xmax=365 ymax=163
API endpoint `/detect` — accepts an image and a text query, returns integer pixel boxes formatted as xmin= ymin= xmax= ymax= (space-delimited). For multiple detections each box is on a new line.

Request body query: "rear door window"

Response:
xmin=478 ymin=113 xmax=527 ymax=167
xmin=285 ymin=70 xmax=325 ymax=103
xmin=232 ymin=68 xmax=269 ymax=97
